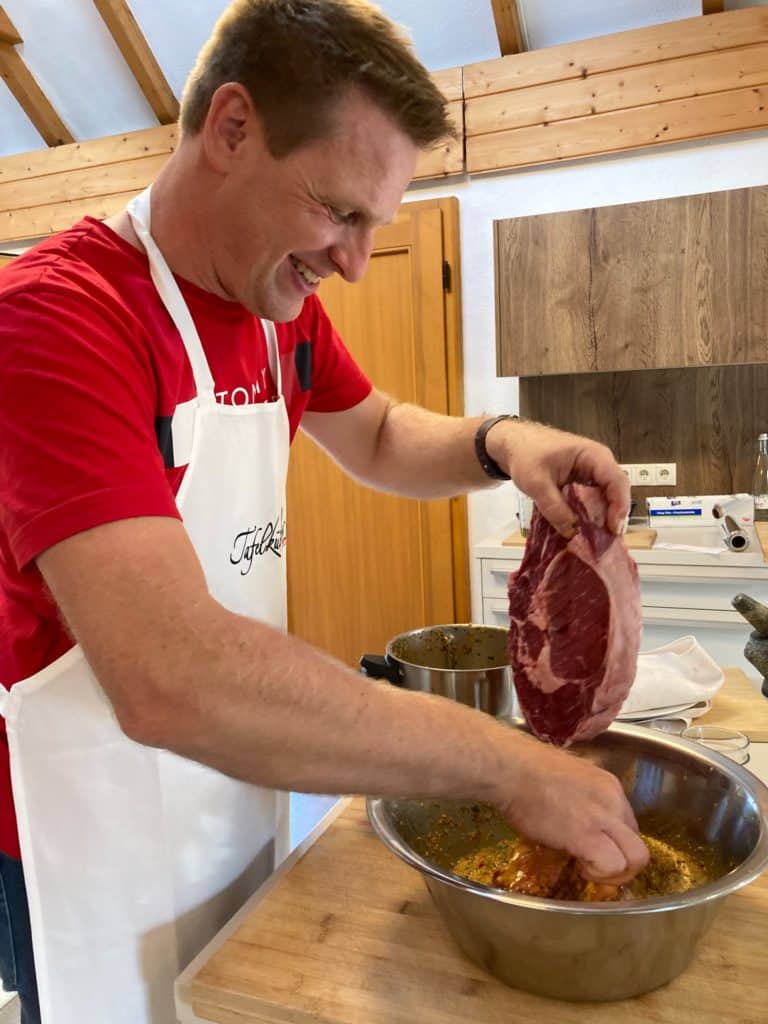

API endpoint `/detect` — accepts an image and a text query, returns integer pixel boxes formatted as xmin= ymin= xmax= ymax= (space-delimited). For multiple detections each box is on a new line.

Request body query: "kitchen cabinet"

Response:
xmin=475 ymin=534 xmax=768 ymax=675
xmin=495 ymin=184 xmax=768 ymax=377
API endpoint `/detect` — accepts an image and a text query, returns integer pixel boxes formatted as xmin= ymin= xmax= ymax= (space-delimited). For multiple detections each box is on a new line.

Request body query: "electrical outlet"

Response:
xmin=655 ymin=463 xmax=677 ymax=486
xmin=619 ymin=463 xmax=677 ymax=486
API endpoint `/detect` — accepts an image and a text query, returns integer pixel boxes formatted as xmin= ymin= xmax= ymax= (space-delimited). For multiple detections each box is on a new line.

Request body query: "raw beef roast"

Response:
xmin=508 ymin=483 xmax=642 ymax=746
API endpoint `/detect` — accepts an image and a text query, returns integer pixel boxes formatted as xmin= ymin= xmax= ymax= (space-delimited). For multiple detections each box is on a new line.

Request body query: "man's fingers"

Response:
xmin=576 ymin=833 xmax=626 ymax=883
xmin=578 ymin=825 xmax=650 ymax=885
xmin=572 ymin=445 xmax=631 ymax=535
xmin=603 ymin=475 xmax=631 ymax=535
xmin=531 ymin=488 xmax=578 ymax=538
xmin=620 ymin=799 xmax=641 ymax=834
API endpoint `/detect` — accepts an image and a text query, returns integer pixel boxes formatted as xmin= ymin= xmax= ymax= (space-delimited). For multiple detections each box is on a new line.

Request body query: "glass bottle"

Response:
xmin=753 ymin=433 xmax=768 ymax=523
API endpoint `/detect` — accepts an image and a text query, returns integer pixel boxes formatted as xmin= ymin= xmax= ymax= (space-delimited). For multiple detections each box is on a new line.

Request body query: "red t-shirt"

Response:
xmin=0 ymin=218 xmax=372 ymax=858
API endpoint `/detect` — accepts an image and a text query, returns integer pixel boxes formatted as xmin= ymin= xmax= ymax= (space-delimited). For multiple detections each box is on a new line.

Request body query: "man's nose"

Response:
xmin=329 ymin=226 xmax=375 ymax=283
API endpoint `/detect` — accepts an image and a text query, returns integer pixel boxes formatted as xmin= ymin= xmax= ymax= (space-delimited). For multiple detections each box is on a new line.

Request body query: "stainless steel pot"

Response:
xmin=367 ymin=722 xmax=768 ymax=1002
xmin=360 ymin=623 xmax=515 ymax=718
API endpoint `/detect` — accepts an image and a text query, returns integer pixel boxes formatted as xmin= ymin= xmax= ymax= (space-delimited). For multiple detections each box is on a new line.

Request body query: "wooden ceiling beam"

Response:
xmin=490 ymin=0 xmax=526 ymax=56
xmin=703 ymin=1 xmax=725 ymax=13
xmin=93 ymin=0 xmax=178 ymax=124
xmin=0 ymin=7 xmax=74 ymax=146
xmin=0 ymin=6 xmax=21 ymax=45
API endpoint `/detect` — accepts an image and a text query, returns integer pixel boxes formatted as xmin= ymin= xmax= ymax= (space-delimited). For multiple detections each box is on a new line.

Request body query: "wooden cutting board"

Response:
xmin=757 ymin=522 xmax=768 ymax=561
xmin=189 ymin=798 xmax=767 ymax=1024
xmin=502 ymin=528 xmax=658 ymax=549
xmin=701 ymin=669 xmax=768 ymax=741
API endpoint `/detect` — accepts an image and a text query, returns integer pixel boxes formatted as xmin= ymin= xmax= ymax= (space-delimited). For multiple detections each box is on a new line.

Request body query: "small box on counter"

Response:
xmin=647 ymin=494 xmax=754 ymax=528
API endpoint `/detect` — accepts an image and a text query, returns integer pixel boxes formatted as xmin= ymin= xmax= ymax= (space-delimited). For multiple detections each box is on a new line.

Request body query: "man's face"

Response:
xmin=210 ymin=88 xmax=420 ymax=320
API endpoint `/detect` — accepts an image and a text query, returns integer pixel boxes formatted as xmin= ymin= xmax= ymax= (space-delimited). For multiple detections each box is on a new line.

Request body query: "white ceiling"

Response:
xmin=0 ymin=0 xmax=766 ymax=159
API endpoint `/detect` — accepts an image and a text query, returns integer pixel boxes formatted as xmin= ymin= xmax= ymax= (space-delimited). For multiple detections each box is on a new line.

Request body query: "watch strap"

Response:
xmin=474 ymin=414 xmax=517 ymax=481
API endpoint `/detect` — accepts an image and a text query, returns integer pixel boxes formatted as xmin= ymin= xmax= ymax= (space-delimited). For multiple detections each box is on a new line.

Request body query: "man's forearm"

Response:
xmin=363 ymin=402 xmax=499 ymax=497
xmin=114 ymin=598 xmax=520 ymax=806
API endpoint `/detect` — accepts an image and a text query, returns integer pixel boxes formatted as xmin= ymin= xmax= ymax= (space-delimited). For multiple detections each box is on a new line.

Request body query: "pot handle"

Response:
xmin=359 ymin=654 xmax=402 ymax=686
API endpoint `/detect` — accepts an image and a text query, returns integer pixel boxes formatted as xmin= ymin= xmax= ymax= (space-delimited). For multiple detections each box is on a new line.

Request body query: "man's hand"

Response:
xmin=493 ymin=733 xmax=649 ymax=886
xmin=484 ymin=418 xmax=630 ymax=538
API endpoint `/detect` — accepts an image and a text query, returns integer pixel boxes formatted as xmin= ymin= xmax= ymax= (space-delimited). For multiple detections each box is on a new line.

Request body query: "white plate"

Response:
xmin=616 ymin=699 xmax=711 ymax=723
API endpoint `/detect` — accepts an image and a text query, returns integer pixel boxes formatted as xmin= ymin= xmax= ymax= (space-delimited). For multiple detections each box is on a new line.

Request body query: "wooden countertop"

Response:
xmin=179 ymin=671 xmax=768 ymax=1024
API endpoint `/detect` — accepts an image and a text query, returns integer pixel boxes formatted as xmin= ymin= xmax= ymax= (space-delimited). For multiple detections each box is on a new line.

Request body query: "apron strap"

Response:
xmin=0 ymin=682 xmax=9 ymax=717
xmin=261 ymin=320 xmax=283 ymax=399
xmin=127 ymin=188 xmax=217 ymax=406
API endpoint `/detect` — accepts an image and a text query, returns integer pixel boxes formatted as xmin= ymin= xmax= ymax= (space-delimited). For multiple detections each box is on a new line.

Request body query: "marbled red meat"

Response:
xmin=508 ymin=483 xmax=642 ymax=746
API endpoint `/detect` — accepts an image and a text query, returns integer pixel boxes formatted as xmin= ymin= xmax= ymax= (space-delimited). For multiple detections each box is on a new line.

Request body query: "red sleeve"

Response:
xmin=0 ymin=275 xmax=179 ymax=570
xmin=300 ymin=295 xmax=372 ymax=412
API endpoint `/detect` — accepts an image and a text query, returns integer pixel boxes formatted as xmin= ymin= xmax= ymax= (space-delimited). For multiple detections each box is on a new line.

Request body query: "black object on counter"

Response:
xmin=359 ymin=654 xmax=402 ymax=685
xmin=732 ymin=592 xmax=768 ymax=698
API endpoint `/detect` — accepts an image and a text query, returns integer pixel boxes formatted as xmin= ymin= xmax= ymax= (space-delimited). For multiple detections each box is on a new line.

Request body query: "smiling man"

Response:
xmin=0 ymin=2 xmax=644 ymax=1022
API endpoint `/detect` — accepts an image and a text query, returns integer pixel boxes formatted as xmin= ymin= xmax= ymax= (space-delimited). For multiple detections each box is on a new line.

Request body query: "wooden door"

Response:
xmin=286 ymin=198 xmax=468 ymax=668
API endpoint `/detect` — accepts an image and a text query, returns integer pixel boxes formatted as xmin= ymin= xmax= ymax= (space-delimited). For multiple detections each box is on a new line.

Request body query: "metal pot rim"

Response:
xmin=367 ymin=722 xmax=768 ymax=917
xmin=385 ymin=623 xmax=510 ymax=674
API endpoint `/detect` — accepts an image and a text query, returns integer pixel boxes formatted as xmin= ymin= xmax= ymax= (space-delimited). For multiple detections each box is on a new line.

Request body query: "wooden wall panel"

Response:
xmin=0 ymin=153 xmax=170 ymax=213
xmin=495 ymin=185 xmax=768 ymax=377
xmin=1 ymin=190 xmax=144 ymax=240
xmin=519 ymin=365 xmax=768 ymax=504
xmin=0 ymin=124 xmax=177 ymax=185
xmin=0 ymin=67 xmax=463 ymax=242
xmin=466 ymin=8 xmax=768 ymax=174
xmin=414 ymin=68 xmax=465 ymax=181
xmin=469 ymin=85 xmax=768 ymax=174
xmin=0 ymin=125 xmax=177 ymax=242
xmin=464 ymin=8 xmax=768 ymax=97
xmin=467 ymin=43 xmax=768 ymax=136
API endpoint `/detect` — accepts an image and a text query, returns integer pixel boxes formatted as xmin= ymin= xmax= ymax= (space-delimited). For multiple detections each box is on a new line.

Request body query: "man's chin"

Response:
xmin=244 ymin=295 xmax=304 ymax=323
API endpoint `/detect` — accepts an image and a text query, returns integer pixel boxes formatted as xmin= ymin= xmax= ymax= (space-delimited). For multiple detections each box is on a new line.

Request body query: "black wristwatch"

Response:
xmin=474 ymin=414 xmax=518 ymax=481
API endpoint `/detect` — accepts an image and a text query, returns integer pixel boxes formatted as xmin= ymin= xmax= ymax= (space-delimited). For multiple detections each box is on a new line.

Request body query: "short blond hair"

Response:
xmin=180 ymin=0 xmax=455 ymax=156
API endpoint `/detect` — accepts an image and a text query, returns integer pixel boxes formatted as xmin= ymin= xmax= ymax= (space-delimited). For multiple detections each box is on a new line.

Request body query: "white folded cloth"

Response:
xmin=619 ymin=636 xmax=724 ymax=716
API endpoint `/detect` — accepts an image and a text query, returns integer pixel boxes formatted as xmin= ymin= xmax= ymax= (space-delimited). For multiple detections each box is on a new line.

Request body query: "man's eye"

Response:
xmin=328 ymin=206 xmax=356 ymax=225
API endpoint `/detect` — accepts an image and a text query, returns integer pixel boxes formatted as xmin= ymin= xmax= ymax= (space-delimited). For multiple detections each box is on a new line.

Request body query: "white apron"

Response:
xmin=0 ymin=186 xmax=290 ymax=1024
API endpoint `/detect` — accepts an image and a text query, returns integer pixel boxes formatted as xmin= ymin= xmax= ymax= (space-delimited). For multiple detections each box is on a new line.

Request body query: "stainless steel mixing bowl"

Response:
xmin=367 ymin=723 xmax=768 ymax=1002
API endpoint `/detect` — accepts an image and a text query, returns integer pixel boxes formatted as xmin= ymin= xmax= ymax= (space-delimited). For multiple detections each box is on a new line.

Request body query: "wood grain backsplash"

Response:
xmin=520 ymin=364 xmax=768 ymax=502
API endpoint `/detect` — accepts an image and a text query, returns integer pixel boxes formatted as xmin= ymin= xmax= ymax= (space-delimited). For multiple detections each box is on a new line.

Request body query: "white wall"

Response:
xmin=404 ymin=130 xmax=768 ymax=619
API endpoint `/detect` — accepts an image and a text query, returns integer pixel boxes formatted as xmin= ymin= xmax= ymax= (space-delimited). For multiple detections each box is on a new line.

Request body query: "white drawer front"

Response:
xmin=480 ymin=558 xmax=519 ymax=600
xmin=479 ymin=554 xmax=768 ymax=629
xmin=483 ymin=597 xmax=509 ymax=625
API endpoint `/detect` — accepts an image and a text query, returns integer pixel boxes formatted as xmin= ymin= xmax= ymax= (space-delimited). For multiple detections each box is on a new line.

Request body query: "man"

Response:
xmin=0 ymin=2 xmax=647 ymax=1021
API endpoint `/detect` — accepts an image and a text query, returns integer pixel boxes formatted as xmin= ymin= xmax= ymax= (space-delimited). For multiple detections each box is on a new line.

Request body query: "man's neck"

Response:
xmin=104 ymin=151 xmax=230 ymax=299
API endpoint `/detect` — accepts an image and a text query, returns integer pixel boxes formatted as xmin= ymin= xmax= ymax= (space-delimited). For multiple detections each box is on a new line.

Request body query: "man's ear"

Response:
xmin=201 ymin=83 xmax=264 ymax=173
